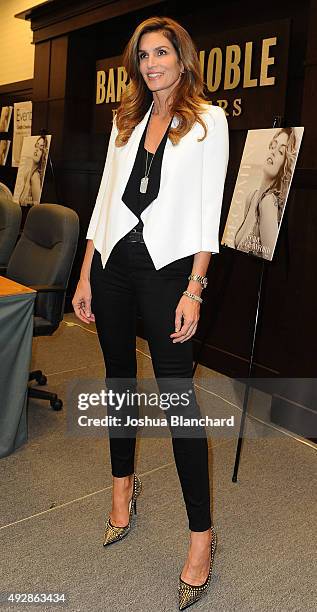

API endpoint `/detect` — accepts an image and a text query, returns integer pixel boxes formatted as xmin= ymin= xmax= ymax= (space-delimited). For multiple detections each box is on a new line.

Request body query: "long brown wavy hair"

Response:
xmin=115 ymin=16 xmax=209 ymax=147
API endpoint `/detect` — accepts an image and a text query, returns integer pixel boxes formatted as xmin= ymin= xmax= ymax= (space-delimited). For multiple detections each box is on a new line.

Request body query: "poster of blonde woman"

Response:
xmin=221 ymin=127 xmax=304 ymax=261
xmin=13 ymin=134 xmax=51 ymax=206
xmin=0 ymin=140 xmax=11 ymax=166
xmin=0 ymin=106 xmax=13 ymax=132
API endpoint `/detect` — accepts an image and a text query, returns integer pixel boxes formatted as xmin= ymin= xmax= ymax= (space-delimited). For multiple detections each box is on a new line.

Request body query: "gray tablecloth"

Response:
xmin=0 ymin=292 xmax=35 ymax=458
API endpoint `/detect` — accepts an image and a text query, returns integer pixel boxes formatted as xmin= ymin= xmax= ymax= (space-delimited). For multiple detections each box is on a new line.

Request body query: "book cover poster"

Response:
xmin=13 ymin=135 xmax=51 ymax=206
xmin=0 ymin=140 xmax=11 ymax=166
xmin=12 ymin=101 xmax=32 ymax=167
xmin=221 ymin=127 xmax=304 ymax=261
xmin=0 ymin=106 xmax=13 ymax=132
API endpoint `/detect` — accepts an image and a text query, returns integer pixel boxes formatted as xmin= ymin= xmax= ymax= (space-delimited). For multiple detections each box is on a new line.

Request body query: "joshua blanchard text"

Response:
xmin=124 ymin=415 xmax=235 ymax=427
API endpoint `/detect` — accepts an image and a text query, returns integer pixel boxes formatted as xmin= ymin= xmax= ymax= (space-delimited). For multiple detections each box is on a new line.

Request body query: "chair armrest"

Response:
xmin=28 ymin=284 xmax=65 ymax=293
xmin=31 ymin=284 xmax=67 ymax=328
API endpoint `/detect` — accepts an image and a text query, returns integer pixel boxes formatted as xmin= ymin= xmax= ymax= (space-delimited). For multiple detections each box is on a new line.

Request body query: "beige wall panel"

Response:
xmin=0 ymin=0 xmax=43 ymax=86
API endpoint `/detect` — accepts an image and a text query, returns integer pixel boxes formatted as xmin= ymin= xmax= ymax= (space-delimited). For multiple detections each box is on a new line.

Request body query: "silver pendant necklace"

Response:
xmin=140 ymin=149 xmax=155 ymax=194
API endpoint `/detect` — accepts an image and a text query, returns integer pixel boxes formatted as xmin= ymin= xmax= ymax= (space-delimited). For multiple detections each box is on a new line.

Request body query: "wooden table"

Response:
xmin=0 ymin=276 xmax=36 ymax=297
xmin=0 ymin=276 xmax=36 ymax=458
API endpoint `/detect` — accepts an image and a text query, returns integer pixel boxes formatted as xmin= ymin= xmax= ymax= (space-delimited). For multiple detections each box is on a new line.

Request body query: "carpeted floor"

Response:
xmin=0 ymin=313 xmax=316 ymax=612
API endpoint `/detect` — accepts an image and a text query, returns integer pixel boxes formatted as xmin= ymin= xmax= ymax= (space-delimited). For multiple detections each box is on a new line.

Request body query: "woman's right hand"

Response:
xmin=72 ymin=278 xmax=95 ymax=324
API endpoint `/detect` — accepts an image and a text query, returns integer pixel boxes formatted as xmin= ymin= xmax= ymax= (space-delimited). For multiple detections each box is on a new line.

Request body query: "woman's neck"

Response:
xmin=258 ymin=175 xmax=273 ymax=198
xmin=152 ymin=92 xmax=174 ymax=119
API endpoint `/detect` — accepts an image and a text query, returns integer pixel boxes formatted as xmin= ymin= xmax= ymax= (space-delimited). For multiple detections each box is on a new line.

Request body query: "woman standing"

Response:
xmin=73 ymin=16 xmax=229 ymax=610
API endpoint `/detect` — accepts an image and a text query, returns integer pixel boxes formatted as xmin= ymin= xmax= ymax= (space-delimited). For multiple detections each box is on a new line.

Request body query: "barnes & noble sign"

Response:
xmin=94 ymin=20 xmax=290 ymax=131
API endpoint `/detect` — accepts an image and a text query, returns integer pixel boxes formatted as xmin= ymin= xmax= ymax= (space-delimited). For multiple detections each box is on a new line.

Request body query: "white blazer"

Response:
xmin=86 ymin=100 xmax=229 ymax=270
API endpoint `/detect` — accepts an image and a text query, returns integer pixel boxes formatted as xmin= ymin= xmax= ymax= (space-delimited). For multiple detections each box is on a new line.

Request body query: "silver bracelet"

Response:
xmin=188 ymin=273 xmax=208 ymax=289
xmin=183 ymin=290 xmax=203 ymax=304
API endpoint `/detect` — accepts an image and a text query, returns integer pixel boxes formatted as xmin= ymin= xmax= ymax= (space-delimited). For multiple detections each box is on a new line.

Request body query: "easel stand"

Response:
xmin=232 ymin=114 xmax=283 ymax=481
xmin=192 ymin=115 xmax=283 ymax=482
xmin=231 ymin=259 xmax=266 ymax=481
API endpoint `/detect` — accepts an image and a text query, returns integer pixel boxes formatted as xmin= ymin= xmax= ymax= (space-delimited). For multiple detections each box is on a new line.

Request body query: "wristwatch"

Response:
xmin=188 ymin=273 xmax=208 ymax=289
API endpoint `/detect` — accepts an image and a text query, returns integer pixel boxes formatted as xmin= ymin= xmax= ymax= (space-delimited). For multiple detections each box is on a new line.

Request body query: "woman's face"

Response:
xmin=33 ymin=138 xmax=45 ymax=163
xmin=263 ymin=131 xmax=288 ymax=179
xmin=138 ymin=30 xmax=184 ymax=98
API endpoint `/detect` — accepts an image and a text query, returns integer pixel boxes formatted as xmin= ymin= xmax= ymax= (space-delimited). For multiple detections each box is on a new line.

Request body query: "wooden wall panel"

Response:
xmin=32 ymin=41 xmax=50 ymax=101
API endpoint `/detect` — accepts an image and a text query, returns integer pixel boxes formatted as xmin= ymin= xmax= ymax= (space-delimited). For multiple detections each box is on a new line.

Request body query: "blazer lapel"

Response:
xmin=117 ymin=101 xmax=154 ymax=197
xmin=155 ymin=112 xmax=179 ymax=202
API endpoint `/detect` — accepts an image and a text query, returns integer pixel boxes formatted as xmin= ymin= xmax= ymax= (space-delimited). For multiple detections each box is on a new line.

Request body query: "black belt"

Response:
xmin=122 ymin=228 xmax=145 ymax=243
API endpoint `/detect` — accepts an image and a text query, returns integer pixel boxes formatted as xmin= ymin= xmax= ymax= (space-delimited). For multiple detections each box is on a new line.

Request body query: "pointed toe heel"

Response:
xmin=103 ymin=473 xmax=142 ymax=547
xmin=178 ymin=526 xmax=217 ymax=610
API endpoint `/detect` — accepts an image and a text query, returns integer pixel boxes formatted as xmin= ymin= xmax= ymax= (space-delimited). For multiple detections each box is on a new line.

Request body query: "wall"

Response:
xmin=0 ymin=0 xmax=43 ymax=86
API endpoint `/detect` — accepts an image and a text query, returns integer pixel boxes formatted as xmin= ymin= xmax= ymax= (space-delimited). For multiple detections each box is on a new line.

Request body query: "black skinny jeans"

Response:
xmin=90 ymin=235 xmax=212 ymax=532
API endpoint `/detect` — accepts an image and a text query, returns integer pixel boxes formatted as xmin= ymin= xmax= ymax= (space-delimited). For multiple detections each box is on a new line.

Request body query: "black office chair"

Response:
xmin=6 ymin=204 xmax=79 ymax=410
xmin=0 ymin=195 xmax=22 ymax=275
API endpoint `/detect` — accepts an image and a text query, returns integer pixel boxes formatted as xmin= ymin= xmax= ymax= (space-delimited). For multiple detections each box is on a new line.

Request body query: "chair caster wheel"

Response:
xmin=51 ymin=398 xmax=63 ymax=411
xmin=38 ymin=374 xmax=47 ymax=385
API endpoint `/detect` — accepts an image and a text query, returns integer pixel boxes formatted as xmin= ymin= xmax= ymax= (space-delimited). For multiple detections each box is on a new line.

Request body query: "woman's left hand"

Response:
xmin=170 ymin=294 xmax=200 ymax=343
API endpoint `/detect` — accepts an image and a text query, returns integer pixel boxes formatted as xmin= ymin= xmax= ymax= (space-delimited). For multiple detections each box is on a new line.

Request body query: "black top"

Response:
xmin=121 ymin=107 xmax=173 ymax=231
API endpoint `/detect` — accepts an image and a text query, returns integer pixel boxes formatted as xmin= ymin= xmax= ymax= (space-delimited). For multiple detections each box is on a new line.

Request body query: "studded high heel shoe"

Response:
xmin=178 ymin=525 xmax=217 ymax=610
xmin=103 ymin=473 xmax=142 ymax=546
